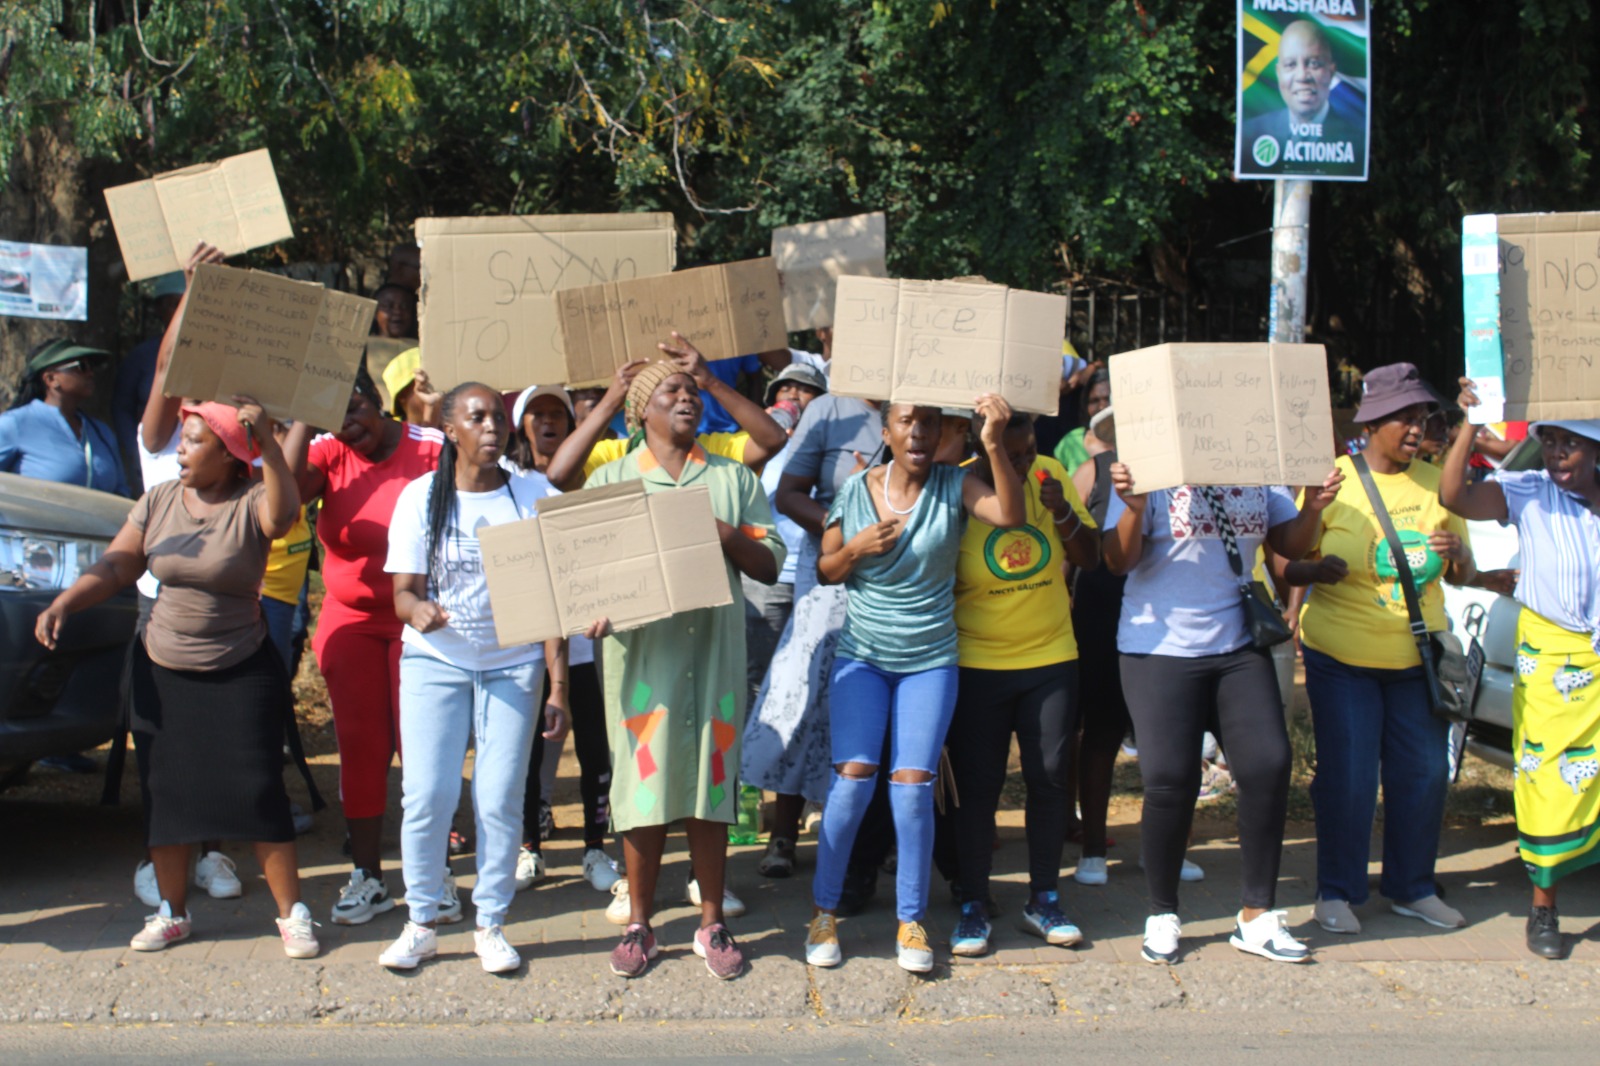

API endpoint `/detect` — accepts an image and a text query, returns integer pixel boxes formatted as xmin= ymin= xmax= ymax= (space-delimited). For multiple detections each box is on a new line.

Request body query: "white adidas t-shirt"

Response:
xmin=135 ymin=426 xmax=183 ymax=599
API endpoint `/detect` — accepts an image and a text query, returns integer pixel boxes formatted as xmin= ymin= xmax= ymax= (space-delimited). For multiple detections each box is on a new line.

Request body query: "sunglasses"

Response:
xmin=50 ymin=360 xmax=91 ymax=375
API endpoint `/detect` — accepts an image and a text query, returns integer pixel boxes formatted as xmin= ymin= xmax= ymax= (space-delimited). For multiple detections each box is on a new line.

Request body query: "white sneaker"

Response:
xmin=379 ymin=921 xmax=438 ymax=970
xmin=1179 ymin=859 xmax=1205 ymax=883
xmin=1141 ymin=913 xmax=1181 ymax=965
xmin=1074 ymin=856 xmax=1109 ymax=886
xmin=276 ymin=902 xmax=320 ymax=959
xmin=195 ymin=851 xmax=242 ymax=899
xmin=474 ymin=925 xmax=521 ymax=973
xmin=582 ymin=849 xmax=621 ymax=892
xmin=331 ymin=868 xmax=396 ymax=925
xmin=605 ymin=878 xmax=632 ymax=925
xmin=130 ymin=901 xmax=192 ymax=952
xmin=1229 ymin=909 xmax=1310 ymax=964
xmin=438 ymin=875 xmax=464 ymax=925
xmin=514 ymin=846 xmax=546 ymax=891
xmin=133 ymin=860 xmax=160 ymax=908
xmin=686 ymin=878 xmax=746 ymax=918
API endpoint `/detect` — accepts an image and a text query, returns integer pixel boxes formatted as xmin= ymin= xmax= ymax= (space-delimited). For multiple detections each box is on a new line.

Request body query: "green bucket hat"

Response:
xmin=26 ymin=339 xmax=110 ymax=377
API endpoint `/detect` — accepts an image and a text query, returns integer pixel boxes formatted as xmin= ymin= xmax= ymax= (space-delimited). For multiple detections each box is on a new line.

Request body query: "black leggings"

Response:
xmin=1075 ymin=638 xmax=1131 ymax=858
xmin=946 ymin=662 xmax=1078 ymax=900
xmin=1119 ymin=647 xmax=1290 ymax=915
xmin=524 ymin=661 xmax=610 ymax=852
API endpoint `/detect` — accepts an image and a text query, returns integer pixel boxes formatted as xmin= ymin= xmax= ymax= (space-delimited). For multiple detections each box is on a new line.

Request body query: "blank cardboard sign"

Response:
xmin=417 ymin=214 xmax=677 ymax=392
xmin=104 ymin=150 xmax=293 ymax=282
xmin=163 ymin=264 xmax=376 ymax=430
xmin=771 ymin=212 xmax=887 ymax=330
xmin=1494 ymin=212 xmax=1600 ymax=420
xmin=828 ymin=276 xmax=1065 ymax=414
xmin=479 ymin=481 xmax=731 ymax=646
xmin=1109 ymin=343 xmax=1333 ymax=493
xmin=557 ymin=258 xmax=784 ymax=385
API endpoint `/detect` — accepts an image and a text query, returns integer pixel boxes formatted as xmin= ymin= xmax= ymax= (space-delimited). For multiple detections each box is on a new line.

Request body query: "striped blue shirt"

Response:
xmin=1494 ymin=468 xmax=1600 ymax=653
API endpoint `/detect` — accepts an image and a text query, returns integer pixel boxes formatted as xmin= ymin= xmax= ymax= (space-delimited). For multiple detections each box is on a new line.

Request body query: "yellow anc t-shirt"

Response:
xmin=261 ymin=506 xmax=314 ymax=606
xmin=955 ymin=455 xmax=1096 ymax=671
xmin=582 ymin=432 xmax=750 ymax=481
xmin=1298 ymin=454 xmax=1472 ymax=670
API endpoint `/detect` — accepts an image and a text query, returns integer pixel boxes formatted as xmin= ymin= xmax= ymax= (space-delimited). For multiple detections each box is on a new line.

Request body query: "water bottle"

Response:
xmin=729 ymin=784 xmax=762 ymax=844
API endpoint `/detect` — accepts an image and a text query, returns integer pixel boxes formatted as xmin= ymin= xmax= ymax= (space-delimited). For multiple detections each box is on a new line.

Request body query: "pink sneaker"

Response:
xmin=609 ymin=923 xmax=658 ymax=978
xmin=693 ymin=922 xmax=745 ymax=980
xmin=130 ymin=901 xmax=191 ymax=951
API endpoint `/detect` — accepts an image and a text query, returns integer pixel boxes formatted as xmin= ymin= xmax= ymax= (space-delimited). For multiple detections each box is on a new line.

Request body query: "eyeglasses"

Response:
xmin=51 ymin=360 xmax=90 ymax=375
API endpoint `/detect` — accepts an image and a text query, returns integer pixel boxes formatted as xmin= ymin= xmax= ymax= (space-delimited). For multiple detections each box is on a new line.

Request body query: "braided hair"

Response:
xmin=7 ymin=339 xmax=63 ymax=411
xmin=422 ymin=382 xmax=494 ymax=593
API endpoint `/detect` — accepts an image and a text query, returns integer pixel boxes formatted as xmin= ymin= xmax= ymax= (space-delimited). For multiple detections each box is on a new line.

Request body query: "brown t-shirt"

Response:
xmin=131 ymin=479 xmax=270 ymax=671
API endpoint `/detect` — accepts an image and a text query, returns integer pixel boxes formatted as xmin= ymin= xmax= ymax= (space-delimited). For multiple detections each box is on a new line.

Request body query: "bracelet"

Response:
xmin=1053 ymin=510 xmax=1079 ymax=530
xmin=550 ymin=679 xmax=569 ymax=687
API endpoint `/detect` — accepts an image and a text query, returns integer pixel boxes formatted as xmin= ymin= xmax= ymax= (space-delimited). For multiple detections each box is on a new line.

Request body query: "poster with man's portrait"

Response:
xmin=1235 ymin=1 xmax=1370 ymax=182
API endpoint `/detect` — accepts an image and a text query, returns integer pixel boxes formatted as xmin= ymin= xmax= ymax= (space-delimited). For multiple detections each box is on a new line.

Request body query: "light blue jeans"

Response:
xmin=398 ymin=649 xmax=543 ymax=927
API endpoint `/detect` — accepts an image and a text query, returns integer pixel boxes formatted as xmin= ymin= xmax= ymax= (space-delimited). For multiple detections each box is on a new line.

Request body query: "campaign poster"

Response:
xmin=0 ymin=241 xmax=89 ymax=321
xmin=1235 ymin=0 xmax=1370 ymax=182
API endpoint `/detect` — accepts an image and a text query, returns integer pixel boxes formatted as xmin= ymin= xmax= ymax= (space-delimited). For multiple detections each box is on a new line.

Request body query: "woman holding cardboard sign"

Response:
xmin=582 ymin=359 xmax=783 ymax=982
xmin=379 ymin=382 xmax=568 ymax=975
xmin=1101 ymin=459 xmax=1340 ymax=966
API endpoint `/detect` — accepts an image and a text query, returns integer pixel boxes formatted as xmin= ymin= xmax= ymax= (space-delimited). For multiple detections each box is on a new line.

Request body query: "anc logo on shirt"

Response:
xmin=1371 ymin=528 xmax=1443 ymax=606
xmin=983 ymin=525 xmax=1051 ymax=582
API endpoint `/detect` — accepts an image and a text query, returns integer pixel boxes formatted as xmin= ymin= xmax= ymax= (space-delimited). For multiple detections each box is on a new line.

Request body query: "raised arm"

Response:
xmin=234 ymin=396 xmax=300 ymax=539
xmin=545 ymin=359 xmax=646 ymax=490
xmin=141 ymin=242 xmax=225 ymax=452
xmin=659 ymin=332 xmax=786 ymax=468
xmin=1266 ymin=468 xmax=1343 ymax=561
xmin=283 ymin=419 xmax=327 ymax=504
xmin=962 ymin=394 xmax=1026 ymax=529
xmin=1439 ymin=378 xmax=1509 ymax=522
xmin=1099 ymin=462 xmax=1147 ymax=576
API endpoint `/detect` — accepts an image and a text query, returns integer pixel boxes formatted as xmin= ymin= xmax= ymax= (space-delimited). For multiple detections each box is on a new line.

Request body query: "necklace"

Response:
xmin=881 ymin=460 xmax=920 ymax=516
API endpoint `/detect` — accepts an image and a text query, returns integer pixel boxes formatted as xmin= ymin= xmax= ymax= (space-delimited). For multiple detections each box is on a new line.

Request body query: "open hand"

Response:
xmin=183 ymin=241 xmax=226 ymax=283
xmin=659 ymin=331 xmax=712 ymax=388
xmin=1301 ymin=467 xmax=1344 ymax=512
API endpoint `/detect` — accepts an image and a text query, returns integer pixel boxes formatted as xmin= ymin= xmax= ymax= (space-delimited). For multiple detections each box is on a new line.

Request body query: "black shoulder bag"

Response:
xmin=1198 ymin=485 xmax=1293 ymax=650
xmin=1350 ymin=454 xmax=1483 ymax=722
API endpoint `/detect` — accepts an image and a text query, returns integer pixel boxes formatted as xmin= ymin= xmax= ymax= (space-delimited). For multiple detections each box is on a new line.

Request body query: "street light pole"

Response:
xmin=1268 ymin=179 xmax=1312 ymax=343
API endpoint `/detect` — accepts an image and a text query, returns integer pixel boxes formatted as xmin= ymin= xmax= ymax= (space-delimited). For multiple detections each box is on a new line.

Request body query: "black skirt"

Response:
xmin=130 ymin=638 xmax=296 ymax=846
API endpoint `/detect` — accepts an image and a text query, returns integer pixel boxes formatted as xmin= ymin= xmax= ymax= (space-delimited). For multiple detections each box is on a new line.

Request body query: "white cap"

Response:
xmin=511 ymin=384 xmax=575 ymax=425
xmin=1528 ymin=420 xmax=1600 ymax=446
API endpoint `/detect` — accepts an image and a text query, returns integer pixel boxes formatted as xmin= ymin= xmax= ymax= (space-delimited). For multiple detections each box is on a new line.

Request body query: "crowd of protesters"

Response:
xmin=17 ymin=237 xmax=1600 ymax=979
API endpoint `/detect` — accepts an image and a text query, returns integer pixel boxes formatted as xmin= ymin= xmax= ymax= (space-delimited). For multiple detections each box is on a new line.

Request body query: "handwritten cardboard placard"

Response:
xmin=162 ymin=264 xmax=376 ymax=430
xmin=827 ymin=276 xmax=1065 ymax=414
xmin=104 ymin=150 xmax=293 ymax=283
xmin=416 ymin=214 xmax=677 ymax=392
xmin=771 ymin=212 xmax=887 ymax=330
xmin=1109 ymin=342 xmax=1333 ymax=492
xmin=557 ymin=258 xmax=784 ymax=386
xmin=1481 ymin=212 xmax=1600 ymax=421
xmin=478 ymin=481 xmax=731 ymax=646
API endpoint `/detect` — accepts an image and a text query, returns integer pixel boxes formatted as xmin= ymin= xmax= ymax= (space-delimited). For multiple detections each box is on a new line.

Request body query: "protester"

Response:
xmin=1277 ymin=364 xmax=1476 ymax=936
xmin=804 ymin=396 xmax=1024 ymax=974
xmin=1441 ymin=381 xmax=1600 ymax=960
xmin=371 ymin=283 xmax=418 ymax=339
xmin=286 ymin=367 xmax=445 ymax=926
xmin=112 ymin=271 xmax=186 ymax=466
xmin=377 ymin=382 xmax=568 ymax=974
xmin=946 ymin=411 xmax=1099 ymax=957
xmin=1 ymin=338 xmax=128 ymax=496
xmin=582 ymin=358 xmax=783 ymax=981
xmin=504 ymin=382 xmax=623 ymax=896
xmin=35 ymin=397 xmax=316 ymax=958
xmin=380 ymin=347 xmax=443 ymax=428
xmin=1102 ymin=459 xmax=1340 ymax=965
xmin=1053 ymin=365 xmax=1111 ymax=475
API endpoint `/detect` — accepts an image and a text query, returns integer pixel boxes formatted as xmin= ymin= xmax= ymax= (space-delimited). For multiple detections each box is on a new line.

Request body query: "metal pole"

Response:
xmin=1268 ymin=179 xmax=1312 ymax=343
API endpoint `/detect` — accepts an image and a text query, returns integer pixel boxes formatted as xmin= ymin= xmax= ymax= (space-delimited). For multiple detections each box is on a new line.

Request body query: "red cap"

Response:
xmin=180 ymin=402 xmax=259 ymax=468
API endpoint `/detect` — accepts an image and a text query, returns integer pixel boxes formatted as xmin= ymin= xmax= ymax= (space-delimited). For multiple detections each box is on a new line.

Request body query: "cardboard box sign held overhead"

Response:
xmin=162 ymin=264 xmax=376 ymax=431
xmin=557 ymin=258 xmax=785 ymax=386
xmin=104 ymin=150 xmax=294 ymax=283
xmin=1469 ymin=212 xmax=1600 ymax=421
xmin=771 ymin=212 xmax=888 ymax=331
xmin=1108 ymin=343 xmax=1334 ymax=494
xmin=478 ymin=480 xmax=733 ymax=646
xmin=417 ymin=214 xmax=677 ymax=393
xmin=827 ymin=276 xmax=1066 ymax=415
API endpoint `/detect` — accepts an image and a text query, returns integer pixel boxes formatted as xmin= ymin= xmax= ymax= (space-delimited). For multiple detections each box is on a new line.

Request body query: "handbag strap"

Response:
xmin=1197 ymin=485 xmax=1249 ymax=588
xmin=1350 ymin=453 xmax=1429 ymax=643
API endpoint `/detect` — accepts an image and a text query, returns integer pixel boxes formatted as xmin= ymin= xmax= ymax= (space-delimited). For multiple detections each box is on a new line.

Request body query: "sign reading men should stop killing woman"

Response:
xmin=1235 ymin=0 xmax=1370 ymax=182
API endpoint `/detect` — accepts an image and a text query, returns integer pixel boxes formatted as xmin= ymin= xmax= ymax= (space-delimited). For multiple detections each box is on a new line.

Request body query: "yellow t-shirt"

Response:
xmin=262 ymin=506 xmax=314 ymax=605
xmin=1299 ymin=454 xmax=1471 ymax=670
xmin=582 ymin=432 xmax=749 ymax=481
xmin=955 ymin=456 xmax=1097 ymax=670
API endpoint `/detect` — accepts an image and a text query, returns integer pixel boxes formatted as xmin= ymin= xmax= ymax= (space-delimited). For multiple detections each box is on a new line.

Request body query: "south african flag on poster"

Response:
xmin=1235 ymin=0 xmax=1370 ymax=182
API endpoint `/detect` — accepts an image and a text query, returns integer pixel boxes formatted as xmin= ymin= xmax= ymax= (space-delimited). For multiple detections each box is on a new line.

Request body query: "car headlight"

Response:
xmin=0 ymin=531 xmax=109 ymax=591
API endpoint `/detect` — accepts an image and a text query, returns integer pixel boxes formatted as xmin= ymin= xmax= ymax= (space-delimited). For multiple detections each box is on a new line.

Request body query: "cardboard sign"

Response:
xmin=104 ymin=150 xmax=294 ymax=282
xmin=557 ymin=258 xmax=784 ymax=386
xmin=163 ymin=264 xmax=376 ymax=430
xmin=771 ymin=212 xmax=887 ymax=330
xmin=827 ymin=276 xmax=1065 ymax=414
xmin=416 ymin=214 xmax=677 ymax=392
xmin=1109 ymin=343 xmax=1333 ymax=492
xmin=1475 ymin=212 xmax=1600 ymax=421
xmin=478 ymin=481 xmax=732 ymax=645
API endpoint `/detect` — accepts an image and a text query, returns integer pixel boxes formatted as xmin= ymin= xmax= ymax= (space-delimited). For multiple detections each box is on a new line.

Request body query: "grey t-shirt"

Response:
xmin=783 ymin=395 xmax=882 ymax=507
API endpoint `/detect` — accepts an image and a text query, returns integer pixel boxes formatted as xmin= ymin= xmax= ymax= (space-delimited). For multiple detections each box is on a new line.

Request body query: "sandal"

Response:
xmin=757 ymin=836 xmax=797 ymax=878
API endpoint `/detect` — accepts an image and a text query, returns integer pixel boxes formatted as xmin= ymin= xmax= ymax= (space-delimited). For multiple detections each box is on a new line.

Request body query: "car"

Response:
xmin=0 ymin=472 xmax=137 ymax=788
xmin=1441 ymin=439 xmax=1544 ymax=772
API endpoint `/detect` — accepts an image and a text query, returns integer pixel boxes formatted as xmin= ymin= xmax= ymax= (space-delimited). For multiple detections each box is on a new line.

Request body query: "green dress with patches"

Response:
xmin=587 ymin=444 xmax=784 ymax=831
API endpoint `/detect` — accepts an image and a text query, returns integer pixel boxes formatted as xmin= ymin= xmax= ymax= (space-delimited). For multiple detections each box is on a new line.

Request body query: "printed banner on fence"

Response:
xmin=0 ymin=242 xmax=88 ymax=321
xmin=771 ymin=212 xmax=888 ymax=330
xmin=1235 ymin=1 xmax=1370 ymax=182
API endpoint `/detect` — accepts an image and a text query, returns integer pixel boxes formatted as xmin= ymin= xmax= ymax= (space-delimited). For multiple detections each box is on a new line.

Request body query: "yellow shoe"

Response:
xmin=896 ymin=920 xmax=933 ymax=973
xmin=805 ymin=911 xmax=842 ymax=967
